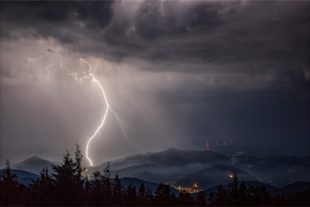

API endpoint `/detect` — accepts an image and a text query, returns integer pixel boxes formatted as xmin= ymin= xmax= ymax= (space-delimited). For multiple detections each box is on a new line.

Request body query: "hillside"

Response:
xmin=0 ymin=169 xmax=39 ymax=185
xmin=13 ymin=156 xmax=57 ymax=175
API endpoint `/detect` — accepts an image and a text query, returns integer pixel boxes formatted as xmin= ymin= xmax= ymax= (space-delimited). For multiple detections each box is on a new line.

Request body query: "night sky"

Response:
xmin=0 ymin=0 xmax=309 ymax=164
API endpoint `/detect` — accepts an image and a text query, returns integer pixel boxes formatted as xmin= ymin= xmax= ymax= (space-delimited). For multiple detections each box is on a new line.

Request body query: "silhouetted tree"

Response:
xmin=2 ymin=148 xmax=307 ymax=206
xmin=52 ymin=151 xmax=80 ymax=205
xmin=113 ymin=174 xmax=123 ymax=205
xmin=74 ymin=145 xmax=85 ymax=183
xmin=229 ymin=170 xmax=239 ymax=205
xmin=138 ymin=183 xmax=147 ymax=205
xmin=178 ymin=191 xmax=195 ymax=206
xmin=0 ymin=159 xmax=25 ymax=205
xmin=30 ymin=168 xmax=54 ymax=204
xmin=146 ymin=187 xmax=154 ymax=205
xmin=213 ymin=184 xmax=229 ymax=205
xmin=89 ymin=171 xmax=103 ymax=205
xmin=102 ymin=162 xmax=112 ymax=205
xmin=89 ymin=163 xmax=113 ymax=205
xmin=155 ymin=183 xmax=175 ymax=205
xmin=127 ymin=183 xmax=137 ymax=205
xmin=208 ymin=191 xmax=215 ymax=204
xmin=208 ymin=171 xmax=272 ymax=206
xmin=104 ymin=162 xmax=111 ymax=177
xmin=74 ymin=144 xmax=86 ymax=204
xmin=196 ymin=191 xmax=206 ymax=206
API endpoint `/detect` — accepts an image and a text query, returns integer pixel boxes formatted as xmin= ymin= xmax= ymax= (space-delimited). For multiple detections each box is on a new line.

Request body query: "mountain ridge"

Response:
xmin=13 ymin=156 xmax=58 ymax=175
xmin=11 ymin=147 xmax=310 ymax=188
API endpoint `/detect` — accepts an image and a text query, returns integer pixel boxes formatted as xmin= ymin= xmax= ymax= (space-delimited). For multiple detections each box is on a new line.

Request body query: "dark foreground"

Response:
xmin=1 ymin=146 xmax=309 ymax=206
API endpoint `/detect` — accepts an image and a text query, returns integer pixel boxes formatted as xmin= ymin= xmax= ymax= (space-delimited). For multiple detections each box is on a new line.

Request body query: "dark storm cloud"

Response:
xmin=0 ymin=1 xmax=114 ymax=44
xmin=101 ymin=0 xmax=309 ymax=71
xmin=133 ymin=0 xmax=224 ymax=39
xmin=1 ymin=0 xmax=309 ymax=71
xmin=0 ymin=0 xmax=309 ymax=162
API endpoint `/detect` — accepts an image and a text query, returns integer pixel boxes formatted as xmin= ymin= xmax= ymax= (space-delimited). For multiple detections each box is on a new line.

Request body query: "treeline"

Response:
xmin=0 ymin=146 xmax=199 ymax=205
xmin=207 ymin=171 xmax=309 ymax=206
xmin=0 ymin=146 xmax=309 ymax=206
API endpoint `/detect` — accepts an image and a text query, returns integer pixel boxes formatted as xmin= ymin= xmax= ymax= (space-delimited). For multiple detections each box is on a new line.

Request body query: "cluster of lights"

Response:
xmin=174 ymin=172 xmax=236 ymax=193
xmin=176 ymin=183 xmax=201 ymax=193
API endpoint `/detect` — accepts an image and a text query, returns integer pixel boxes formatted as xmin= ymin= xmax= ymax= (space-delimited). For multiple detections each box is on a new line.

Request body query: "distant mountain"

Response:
xmin=212 ymin=145 xmax=305 ymax=158
xmin=175 ymin=164 xmax=257 ymax=189
xmin=12 ymin=148 xmax=310 ymax=188
xmin=273 ymin=181 xmax=310 ymax=196
xmin=96 ymin=148 xmax=230 ymax=171
xmin=90 ymin=148 xmax=310 ymax=188
xmin=13 ymin=156 xmax=57 ymax=175
xmin=91 ymin=148 xmax=231 ymax=184
xmin=232 ymin=155 xmax=310 ymax=186
xmin=0 ymin=169 xmax=39 ymax=185
xmin=244 ymin=180 xmax=278 ymax=192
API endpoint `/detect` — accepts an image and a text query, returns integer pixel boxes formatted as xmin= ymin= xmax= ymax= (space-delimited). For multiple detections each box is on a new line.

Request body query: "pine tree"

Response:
xmin=214 ymin=184 xmax=229 ymax=205
xmin=30 ymin=168 xmax=54 ymax=204
xmin=104 ymin=162 xmax=111 ymax=177
xmin=238 ymin=181 xmax=247 ymax=205
xmin=52 ymin=151 xmax=79 ymax=205
xmin=0 ymin=159 xmax=22 ymax=205
xmin=89 ymin=163 xmax=113 ymax=205
xmin=229 ymin=170 xmax=239 ymax=205
xmin=138 ymin=183 xmax=147 ymax=205
xmin=209 ymin=171 xmax=273 ymax=205
xmin=196 ymin=191 xmax=206 ymax=206
xmin=146 ymin=187 xmax=154 ymax=205
xmin=74 ymin=144 xmax=85 ymax=183
xmin=208 ymin=191 xmax=215 ymax=204
xmin=127 ymin=183 xmax=137 ymax=205
xmin=113 ymin=174 xmax=123 ymax=205
xmin=102 ymin=162 xmax=112 ymax=205
xmin=73 ymin=144 xmax=86 ymax=204
xmin=178 ymin=191 xmax=195 ymax=206
xmin=89 ymin=171 xmax=103 ymax=205
xmin=155 ymin=183 xmax=173 ymax=205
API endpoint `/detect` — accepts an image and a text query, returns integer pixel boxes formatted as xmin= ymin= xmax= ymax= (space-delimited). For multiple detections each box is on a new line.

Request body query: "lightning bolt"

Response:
xmin=27 ymin=56 xmax=133 ymax=166
xmin=80 ymin=58 xmax=123 ymax=167
xmin=85 ymin=75 xmax=109 ymax=166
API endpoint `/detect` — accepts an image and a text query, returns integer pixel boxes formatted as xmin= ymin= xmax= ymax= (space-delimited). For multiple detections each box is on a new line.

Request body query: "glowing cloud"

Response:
xmin=27 ymin=57 xmax=133 ymax=166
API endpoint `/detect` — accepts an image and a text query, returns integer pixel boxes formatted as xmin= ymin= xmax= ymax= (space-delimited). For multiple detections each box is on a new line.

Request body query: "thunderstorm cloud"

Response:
xmin=0 ymin=0 xmax=309 ymax=163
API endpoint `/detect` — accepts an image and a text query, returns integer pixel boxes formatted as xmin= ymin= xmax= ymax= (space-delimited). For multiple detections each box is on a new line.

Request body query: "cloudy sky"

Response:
xmin=0 ymin=0 xmax=309 ymax=164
